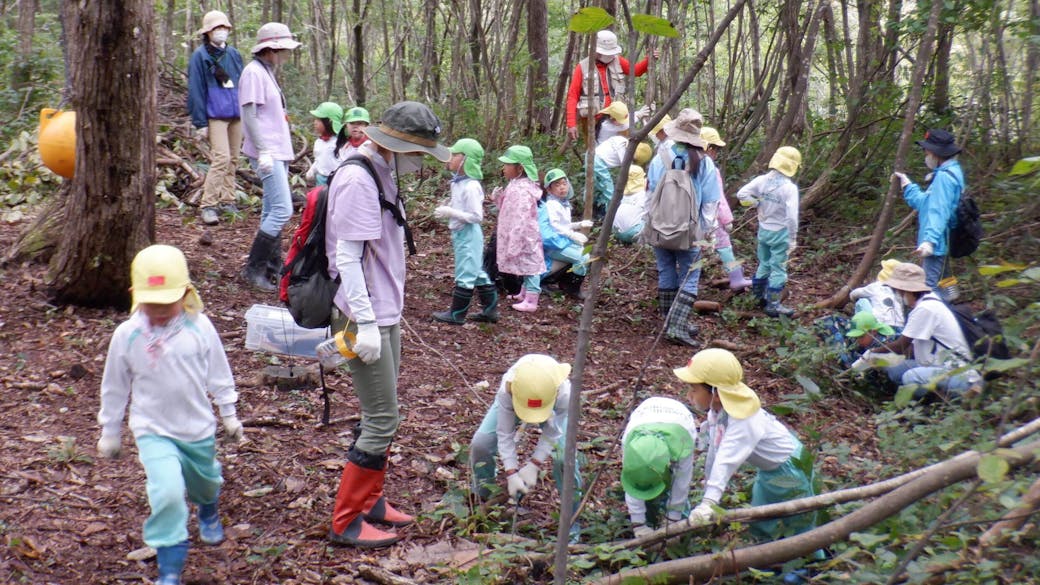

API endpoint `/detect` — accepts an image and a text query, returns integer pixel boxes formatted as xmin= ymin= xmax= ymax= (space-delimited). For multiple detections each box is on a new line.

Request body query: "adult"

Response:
xmin=891 ymin=129 xmax=966 ymax=297
xmin=325 ymin=102 xmax=450 ymax=548
xmin=238 ymin=22 xmax=301 ymax=291
xmin=871 ymin=263 xmax=981 ymax=401
xmin=643 ymin=109 xmax=722 ymax=347
xmin=187 ymin=11 xmax=244 ymax=227
xmin=565 ymin=30 xmax=653 ymax=142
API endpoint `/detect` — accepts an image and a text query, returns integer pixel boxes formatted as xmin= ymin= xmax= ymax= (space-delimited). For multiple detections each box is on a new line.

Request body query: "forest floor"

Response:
xmin=0 ymin=192 xmax=887 ymax=584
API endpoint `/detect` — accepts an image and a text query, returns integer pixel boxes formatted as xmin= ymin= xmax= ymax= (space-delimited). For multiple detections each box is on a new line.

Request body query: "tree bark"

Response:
xmin=353 ymin=0 xmax=367 ymax=105
xmin=10 ymin=0 xmax=36 ymax=87
xmin=526 ymin=0 xmax=550 ymax=134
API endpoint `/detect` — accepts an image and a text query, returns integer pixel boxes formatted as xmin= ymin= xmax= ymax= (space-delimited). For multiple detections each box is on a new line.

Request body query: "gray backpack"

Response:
xmin=640 ymin=161 xmax=701 ymax=250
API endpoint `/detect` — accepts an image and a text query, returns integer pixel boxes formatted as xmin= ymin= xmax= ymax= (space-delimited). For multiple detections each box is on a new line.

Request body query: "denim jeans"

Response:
xmin=886 ymin=359 xmax=977 ymax=400
xmin=922 ymin=255 xmax=951 ymax=293
xmin=249 ymin=158 xmax=293 ymax=237
xmin=654 ymin=247 xmax=702 ymax=294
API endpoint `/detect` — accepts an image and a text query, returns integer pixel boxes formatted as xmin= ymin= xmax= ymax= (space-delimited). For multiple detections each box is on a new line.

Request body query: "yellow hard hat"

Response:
xmin=673 ymin=349 xmax=760 ymax=419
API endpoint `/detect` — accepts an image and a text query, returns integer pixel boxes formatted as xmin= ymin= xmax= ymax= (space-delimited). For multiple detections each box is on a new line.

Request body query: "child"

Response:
xmin=596 ymin=100 xmax=630 ymax=144
xmin=335 ymin=106 xmax=371 ymax=160
xmin=305 ymin=101 xmax=343 ymax=185
xmin=674 ymin=348 xmax=819 ymax=542
xmin=469 ymin=354 xmax=582 ymax=540
xmin=621 ymin=397 xmax=698 ymax=537
xmin=612 ymin=164 xmax=647 ymax=244
xmin=737 ymin=146 xmax=802 ymax=317
xmin=96 ymin=245 xmax=242 ymax=585
xmin=701 ymin=126 xmax=752 ymax=290
xmin=493 ymin=145 xmax=545 ymax=313
xmin=431 ymin=138 xmax=498 ymax=324
xmin=540 ymin=168 xmax=593 ymax=300
xmin=850 ymin=258 xmax=906 ymax=329
xmin=590 ymin=133 xmax=629 ymax=218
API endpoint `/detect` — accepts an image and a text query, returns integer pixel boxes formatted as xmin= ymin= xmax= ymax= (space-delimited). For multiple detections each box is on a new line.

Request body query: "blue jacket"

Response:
xmin=187 ymin=43 xmax=244 ymax=128
xmin=646 ymin=148 xmax=721 ymax=205
xmin=902 ymin=160 xmax=964 ymax=257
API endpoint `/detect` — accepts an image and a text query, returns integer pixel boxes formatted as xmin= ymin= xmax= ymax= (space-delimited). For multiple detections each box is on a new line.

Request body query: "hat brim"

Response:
xmin=673 ymin=364 xmax=704 ymax=384
xmin=916 ymin=140 xmax=962 ymax=158
xmin=344 ymin=117 xmax=369 ymax=124
xmin=597 ymin=45 xmax=622 ymax=56
xmin=621 ymin=468 xmax=667 ymax=501
xmin=365 ymin=126 xmax=450 ymax=162
xmin=512 ymin=400 xmax=553 ymax=424
xmin=885 ymin=277 xmax=931 ymax=293
xmin=665 ymin=128 xmax=706 ymax=149
xmin=251 ymin=39 xmax=302 ymax=54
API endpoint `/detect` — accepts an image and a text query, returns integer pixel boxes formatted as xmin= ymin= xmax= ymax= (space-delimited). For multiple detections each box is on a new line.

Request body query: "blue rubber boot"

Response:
xmin=155 ymin=540 xmax=188 ymax=585
xmin=197 ymin=502 xmax=225 ymax=545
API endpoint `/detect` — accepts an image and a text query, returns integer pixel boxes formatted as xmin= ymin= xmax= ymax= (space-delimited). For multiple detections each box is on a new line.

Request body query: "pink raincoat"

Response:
xmin=494 ymin=177 xmax=544 ymax=276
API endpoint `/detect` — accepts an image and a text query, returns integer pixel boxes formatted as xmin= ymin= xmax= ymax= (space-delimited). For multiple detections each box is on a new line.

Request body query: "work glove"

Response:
xmin=222 ymin=415 xmax=244 ymax=442
xmin=569 ymin=220 xmax=594 ymax=230
xmin=194 ymin=126 xmax=209 ymax=141
xmin=257 ymin=151 xmax=275 ymax=176
xmin=633 ymin=104 xmax=653 ymax=125
xmin=690 ymin=501 xmax=716 ymax=524
xmin=518 ymin=461 xmax=541 ymax=490
xmin=434 ymin=206 xmax=460 ymax=220
xmin=915 ymin=241 xmax=934 ymax=257
xmin=632 ymin=524 xmax=653 ymax=538
xmin=353 ymin=322 xmax=381 ymax=364
xmin=97 ymin=435 xmax=121 ymax=459
xmin=569 ymin=232 xmax=589 ymax=245
xmin=305 ymin=165 xmax=316 ymax=184
xmin=506 ymin=472 xmax=527 ymax=502
xmin=891 ymin=172 xmax=910 ymax=188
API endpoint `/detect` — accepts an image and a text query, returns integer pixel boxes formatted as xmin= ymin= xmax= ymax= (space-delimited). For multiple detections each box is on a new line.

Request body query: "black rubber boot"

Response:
xmin=764 ymin=287 xmax=795 ymax=318
xmin=664 ymin=291 xmax=700 ymax=347
xmin=751 ymin=278 xmax=768 ymax=308
xmin=266 ymin=232 xmax=284 ymax=284
xmin=469 ymin=284 xmax=500 ymax=323
xmin=431 ymin=286 xmax=474 ymax=324
xmin=560 ymin=272 xmax=587 ymax=301
xmin=241 ymin=231 xmax=279 ymax=292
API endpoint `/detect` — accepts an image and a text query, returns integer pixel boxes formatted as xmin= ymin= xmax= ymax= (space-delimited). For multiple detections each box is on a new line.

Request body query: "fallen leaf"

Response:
xmin=243 ymin=486 xmax=274 ymax=497
xmin=126 ymin=546 xmax=156 ymax=561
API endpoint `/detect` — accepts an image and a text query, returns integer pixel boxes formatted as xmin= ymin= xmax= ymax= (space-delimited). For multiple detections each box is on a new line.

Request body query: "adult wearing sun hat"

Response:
xmin=336 ymin=106 xmax=372 ymax=159
xmin=674 ymin=348 xmax=821 ymax=542
xmin=238 ymin=22 xmax=302 ymax=291
xmin=891 ymin=129 xmax=968 ymax=298
xmin=188 ymin=10 xmax=245 ymax=227
xmin=620 ymin=397 xmax=698 ymax=537
xmin=325 ymin=101 xmax=449 ymax=549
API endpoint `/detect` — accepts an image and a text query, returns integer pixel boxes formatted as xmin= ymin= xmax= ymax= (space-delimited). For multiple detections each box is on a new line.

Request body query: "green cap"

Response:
xmin=450 ymin=138 xmax=484 ymax=180
xmin=847 ymin=311 xmax=895 ymax=338
xmin=621 ymin=431 xmax=672 ymax=501
xmin=498 ymin=145 xmax=538 ymax=182
xmin=310 ymin=102 xmax=344 ymax=135
xmin=543 ymin=168 xmax=567 ymax=189
xmin=344 ymin=106 xmax=371 ymax=124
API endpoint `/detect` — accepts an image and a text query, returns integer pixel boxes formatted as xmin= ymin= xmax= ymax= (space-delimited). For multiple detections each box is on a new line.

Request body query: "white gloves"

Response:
xmin=434 ymin=206 xmax=462 ymax=221
xmin=305 ymin=165 xmax=316 ymax=183
xmin=97 ymin=435 xmax=121 ymax=458
xmin=518 ymin=461 xmax=540 ymax=490
xmin=257 ymin=151 xmax=275 ymax=176
xmin=632 ymin=524 xmax=653 ymax=538
xmin=506 ymin=472 xmax=527 ymax=502
xmin=634 ymin=104 xmax=653 ymax=125
xmin=691 ymin=501 xmax=716 ymax=524
xmin=569 ymin=232 xmax=589 ymax=245
xmin=194 ymin=126 xmax=209 ymax=141
xmin=353 ymin=322 xmax=381 ymax=364
xmin=222 ymin=416 xmax=243 ymax=442
xmin=915 ymin=241 xmax=934 ymax=257
xmin=569 ymin=220 xmax=594 ymax=230
xmin=891 ymin=172 xmax=910 ymax=188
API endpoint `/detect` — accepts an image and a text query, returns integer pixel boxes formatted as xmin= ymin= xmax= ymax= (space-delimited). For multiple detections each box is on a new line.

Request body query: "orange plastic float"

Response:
xmin=38 ymin=108 xmax=76 ymax=178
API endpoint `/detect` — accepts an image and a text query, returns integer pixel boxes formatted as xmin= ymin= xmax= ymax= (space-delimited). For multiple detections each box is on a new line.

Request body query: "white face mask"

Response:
xmin=210 ymin=29 xmax=229 ymax=44
xmin=394 ymin=153 xmax=424 ymax=175
xmin=597 ymin=55 xmax=615 ymax=64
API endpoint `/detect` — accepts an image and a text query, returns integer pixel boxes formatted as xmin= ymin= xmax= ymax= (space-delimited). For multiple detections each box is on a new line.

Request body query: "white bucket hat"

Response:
xmin=196 ymin=11 xmax=232 ymax=36
xmin=596 ymin=30 xmax=622 ymax=56
xmin=251 ymin=22 xmax=302 ymax=54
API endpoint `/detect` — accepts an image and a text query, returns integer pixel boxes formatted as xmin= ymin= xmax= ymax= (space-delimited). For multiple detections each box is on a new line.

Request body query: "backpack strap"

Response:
xmin=920 ymin=297 xmax=974 ymax=363
xmin=337 ymin=155 xmax=417 ymax=255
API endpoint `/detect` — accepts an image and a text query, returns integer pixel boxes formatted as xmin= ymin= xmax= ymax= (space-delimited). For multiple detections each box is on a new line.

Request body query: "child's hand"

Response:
xmin=569 ymin=220 xmax=594 ymax=230
xmin=97 ymin=435 xmax=121 ymax=459
xmin=569 ymin=232 xmax=588 ymax=245
xmin=222 ymin=416 xmax=244 ymax=442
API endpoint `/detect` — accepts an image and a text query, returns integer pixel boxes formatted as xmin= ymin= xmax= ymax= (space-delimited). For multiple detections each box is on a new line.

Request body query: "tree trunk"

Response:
xmin=161 ymin=0 xmax=174 ymax=65
xmin=10 ymin=0 xmax=36 ymax=87
xmin=1025 ymin=0 xmax=1039 ymax=154
xmin=353 ymin=0 xmax=366 ymax=105
xmin=47 ymin=0 xmax=157 ymax=309
xmin=931 ymin=23 xmax=954 ymax=117
xmin=526 ymin=0 xmax=550 ymax=134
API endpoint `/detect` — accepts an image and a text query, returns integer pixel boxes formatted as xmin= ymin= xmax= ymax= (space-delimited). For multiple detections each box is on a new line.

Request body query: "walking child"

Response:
xmin=737 ymin=146 xmax=802 ymax=317
xmin=431 ymin=138 xmax=499 ymax=324
xmin=701 ymin=126 xmax=752 ymax=290
xmin=305 ymin=101 xmax=344 ymax=186
xmin=493 ymin=145 xmax=545 ymax=313
xmin=97 ymin=245 xmax=243 ymax=585
xmin=540 ymin=168 xmax=593 ymax=300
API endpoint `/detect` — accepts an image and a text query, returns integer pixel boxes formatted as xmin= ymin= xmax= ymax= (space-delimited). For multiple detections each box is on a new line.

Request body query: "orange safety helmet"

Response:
xmin=38 ymin=109 xmax=76 ymax=179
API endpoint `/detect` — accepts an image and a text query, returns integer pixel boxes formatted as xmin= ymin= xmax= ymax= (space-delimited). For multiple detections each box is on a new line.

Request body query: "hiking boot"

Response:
xmin=200 ymin=207 xmax=219 ymax=226
xmin=219 ymin=203 xmax=239 ymax=215
xmin=468 ymin=284 xmax=500 ymax=323
xmin=764 ymin=287 xmax=795 ymax=318
xmin=197 ymin=502 xmax=224 ymax=545
xmin=432 ymin=286 xmax=473 ymax=325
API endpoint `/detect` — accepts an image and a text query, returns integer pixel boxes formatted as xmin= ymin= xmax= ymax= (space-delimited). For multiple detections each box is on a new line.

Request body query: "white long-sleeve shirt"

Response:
xmin=545 ymin=197 xmax=580 ymax=241
xmin=98 ymin=311 xmax=237 ymax=442
xmin=310 ymin=135 xmax=339 ymax=179
xmin=447 ymin=176 xmax=485 ymax=231
xmin=850 ymin=281 xmax=906 ymax=327
xmin=622 ymin=397 xmax=698 ymax=524
xmin=700 ymin=407 xmax=798 ymax=504
xmin=494 ymin=361 xmax=571 ymax=471
xmin=736 ymin=170 xmax=799 ymax=242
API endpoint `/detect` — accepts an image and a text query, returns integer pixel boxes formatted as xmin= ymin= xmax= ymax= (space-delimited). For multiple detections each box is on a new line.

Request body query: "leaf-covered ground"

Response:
xmin=0 ymin=195 xmax=883 ymax=583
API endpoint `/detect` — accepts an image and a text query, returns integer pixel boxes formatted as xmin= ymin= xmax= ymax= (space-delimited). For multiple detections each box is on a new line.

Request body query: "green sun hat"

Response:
xmin=450 ymin=138 xmax=484 ymax=180
xmin=310 ymin=102 xmax=344 ymax=134
xmin=344 ymin=106 xmax=371 ymax=124
xmin=847 ymin=311 xmax=895 ymax=338
xmin=543 ymin=168 xmax=568 ymax=189
xmin=621 ymin=431 xmax=672 ymax=501
xmin=498 ymin=145 xmax=538 ymax=182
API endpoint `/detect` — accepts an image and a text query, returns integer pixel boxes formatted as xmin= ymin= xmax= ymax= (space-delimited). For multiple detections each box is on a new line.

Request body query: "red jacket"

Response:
xmin=565 ymin=57 xmax=649 ymax=128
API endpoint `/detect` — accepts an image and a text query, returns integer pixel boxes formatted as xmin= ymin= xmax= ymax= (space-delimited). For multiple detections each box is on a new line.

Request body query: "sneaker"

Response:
xmin=200 ymin=207 xmax=219 ymax=226
xmin=197 ymin=503 xmax=225 ymax=545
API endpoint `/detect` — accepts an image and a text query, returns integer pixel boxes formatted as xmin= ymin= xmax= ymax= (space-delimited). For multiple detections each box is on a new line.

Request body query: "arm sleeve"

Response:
xmin=702 ymin=417 xmax=758 ymax=504
xmin=334 ymin=240 xmax=377 ymax=324
xmin=455 ymin=181 xmax=484 ymax=224
xmin=202 ymin=316 xmax=238 ymax=417
xmin=786 ymin=183 xmax=800 ymax=238
xmin=97 ymin=331 xmax=131 ymax=439
xmin=628 ymin=57 xmax=650 ymax=77
xmin=566 ymin=64 xmax=584 ymax=129
xmin=919 ymin=174 xmax=957 ymax=247
xmin=187 ymin=51 xmax=209 ymax=129
xmin=736 ymin=175 xmax=763 ymax=206
xmin=240 ymin=103 xmax=266 ymax=154
xmin=495 ymin=385 xmax=521 ymax=471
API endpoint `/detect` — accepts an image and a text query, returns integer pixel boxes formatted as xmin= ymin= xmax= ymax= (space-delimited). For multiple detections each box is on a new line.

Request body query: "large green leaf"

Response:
xmin=977 ymin=453 xmax=1009 ymax=483
xmin=1009 ymin=156 xmax=1040 ymax=176
xmin=631 ymin=14 xmax=680 ymax=38
xmin=982 ymin=357 xmax=1031 ymax=373
xmin=568 ymin=7 xmax=615 ymax=33
xmin=894 ymin=384 xmax=919 ymax=408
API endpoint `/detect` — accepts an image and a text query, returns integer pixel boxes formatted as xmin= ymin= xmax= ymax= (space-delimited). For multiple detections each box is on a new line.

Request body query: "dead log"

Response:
xmin=357 ymin=565 xmax=420 ymax=585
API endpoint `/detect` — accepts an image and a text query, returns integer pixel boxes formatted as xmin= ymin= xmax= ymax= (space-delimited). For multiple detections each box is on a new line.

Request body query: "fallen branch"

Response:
xmin=356 ymin=565 xmax=420 ymax=585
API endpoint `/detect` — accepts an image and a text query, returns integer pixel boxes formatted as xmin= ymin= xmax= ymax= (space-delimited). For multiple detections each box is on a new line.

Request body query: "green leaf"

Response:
xmin=1009 ymin=156 xmax=1040 ymax=176
xmin=568 ymin=7 xmax=615 ymax=33
xmin=977 ymin=454 xmax=1009 ymax=483
xmin=983 ymin=357 xmax=1030 ymax=373
xmin=794 ymin=374 xmax=821 ymax=396
xmin=894 ymin=384 xmax=918 ymax=408
xmin=978 ymin=262 xmax=1028 ymax=276
xmin=996 ymin=278 xmax=1022 ymax=288
xmin=1020 ymin=267 xmax=1040 ymax=282
xmin=850 ymin=531 xmax=889 ymax=547
xmin=631 ymin=14 xmax=680 ymax=38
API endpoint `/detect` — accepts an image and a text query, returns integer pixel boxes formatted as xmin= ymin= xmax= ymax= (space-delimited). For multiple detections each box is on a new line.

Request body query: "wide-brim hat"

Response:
xmin=310 ymin=102 xmax=344 ymax=135
xmin=596 ymin=30 xmax=622 ymax=56
xmin=130 ymin=244 xmax=203 ymax=314
xmin=916 ymin=128 xmax=962 ymax=158
xmin=884 ymin=262 xmax=931 ymax=293
xmin=847 ymin=311 xmax=896 ymax=338
xmin=701 ymin=126 xmax=726 ymax=147
xmin=673 ymin=348 xmax=761 ymax=419
xmin=664 ymin=109 xmax=706 ymax=148
xmin=251 ymin=22 xmax=301 ymax=54
xmin=624 ymin=165 xmax=646 ymax=194
xmin=344 ymin=106 xmax=371 ymax=124
xmin=450 ymin=138 xmax=484 ymax=180
xmin=196 ymin=11 xmax=232 ymax=36
xmin=364 ymin=101 xmax=450 ymax=162
xmin=769 ymin=146 xmax=802 ymax=177
xmin=498 ymin=145 xmax=538 ymax=182
xmin=510 ymin=354 xmax=571 ymax=423
xmin=621 ymin=431 xmax=671 ymax=501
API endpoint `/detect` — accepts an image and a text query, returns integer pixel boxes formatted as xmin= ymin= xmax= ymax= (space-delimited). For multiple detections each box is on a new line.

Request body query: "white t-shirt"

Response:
xmin=595 ymin=135 xmax=629 ymax=168
xmin=902 ymin=294 xmax=973 ymax=367
xmin=311 ymin=136 xmax=339 ymax=178
xmin=613 ymin=190 xmax=646 ymax=233
xmin=850 ymin=281 xmax=905 ymax=327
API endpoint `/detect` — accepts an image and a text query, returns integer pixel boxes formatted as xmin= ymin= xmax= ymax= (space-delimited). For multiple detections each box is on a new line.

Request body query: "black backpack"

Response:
xmin=938 ymin=168 xmax=982 ymax=258
xmin=927 ymin=299 xmax=1011 ymax=380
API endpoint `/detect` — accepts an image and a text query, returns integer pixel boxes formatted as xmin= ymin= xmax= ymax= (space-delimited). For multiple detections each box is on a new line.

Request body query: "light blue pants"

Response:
xmin=592 ymin=157 xmax=614 ymax=209
xmin=654 ymin=247 xmax=702 ymax=294
xmin=136 ymin=434 xmax=222 ymax=548
xmin=749 ymin=442 xmax=817 ymax=541
xmin=885 ymin=359 xmax=975 ymax=399
xmin=523 ymin=274 xmax=542 ymax=294
xmin=249 ymin=158 xmax=293 ymax=237
xmin=754 ymin=227 xmax=791 ymax=289
xmin=546 ymin=243 xmax=588 ymax=277
xmin=614 ymin=223 xmax=643 ymax=244
xmin=452 ymin=224 xmax=492 ymax=288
